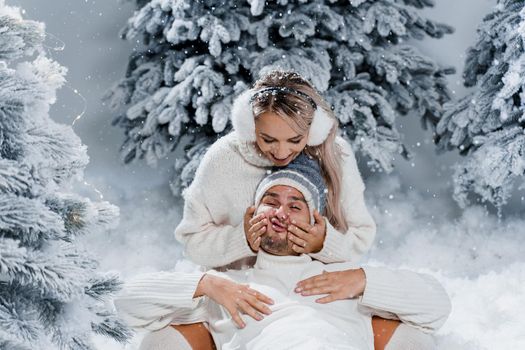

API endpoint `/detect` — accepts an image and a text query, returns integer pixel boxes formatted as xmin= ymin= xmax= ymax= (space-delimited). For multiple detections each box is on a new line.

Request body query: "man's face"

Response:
xmin=256 ymin=185 xmax=310 ymax=256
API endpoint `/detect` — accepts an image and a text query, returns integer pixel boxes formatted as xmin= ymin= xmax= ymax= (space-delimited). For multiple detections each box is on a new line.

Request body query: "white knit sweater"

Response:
xmin=114 ymin=252 xmax=451 ymax=350
xmin=174 ymin=131 xmax=376 ymax=268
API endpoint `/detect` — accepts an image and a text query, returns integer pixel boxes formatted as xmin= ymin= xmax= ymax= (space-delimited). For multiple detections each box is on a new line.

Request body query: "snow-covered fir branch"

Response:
xmin=436 ymin=0 xmax=525 ymax=210
xmin=106 ymin=0 xmax=454 ymax=196
xmin=0 ymin=1 xmax=131 ymax=348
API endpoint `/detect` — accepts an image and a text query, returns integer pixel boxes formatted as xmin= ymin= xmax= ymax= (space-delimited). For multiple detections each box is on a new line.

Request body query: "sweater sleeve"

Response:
xmin=358 ymin=266 xmax=452 ymax=333
xmin=113 ymin=271 xmax=210 ymax=331
xmin=174 ymin=137 xmax=257 ymax=268
xmin=310 ymin=138 xmax=376 ymax=263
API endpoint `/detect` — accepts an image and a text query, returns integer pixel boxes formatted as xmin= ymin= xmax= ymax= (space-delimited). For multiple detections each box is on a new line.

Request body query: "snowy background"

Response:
xmin=10 ymin=0 xmax=524 ymax=349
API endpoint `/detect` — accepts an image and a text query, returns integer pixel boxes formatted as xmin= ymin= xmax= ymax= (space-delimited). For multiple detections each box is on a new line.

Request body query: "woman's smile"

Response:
xmin=270 ymin=153 xmax=294 ymax=165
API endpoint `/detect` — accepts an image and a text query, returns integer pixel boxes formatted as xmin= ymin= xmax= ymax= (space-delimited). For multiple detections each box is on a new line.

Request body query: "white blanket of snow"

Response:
xmin=366 ymin=176 xmax=525 ymax=349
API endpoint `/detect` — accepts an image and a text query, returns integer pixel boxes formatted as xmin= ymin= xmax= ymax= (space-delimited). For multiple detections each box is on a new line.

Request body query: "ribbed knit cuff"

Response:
xmin=360 ymin=267 xmax=452 ymax=334
xmin=228 ymin=222 xmax=258 ymax=261
xmin=126 ymin=271 xmax=206 ymax=308
xmin=309 ymin=218 xmax=346 ymax=263
xmin=359 ymin=266 xmax=403 ymax=310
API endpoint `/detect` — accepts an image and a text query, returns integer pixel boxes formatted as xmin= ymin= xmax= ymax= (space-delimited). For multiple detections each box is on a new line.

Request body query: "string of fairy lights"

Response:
xmin=43 ymin=28 xmax=104 ymax=200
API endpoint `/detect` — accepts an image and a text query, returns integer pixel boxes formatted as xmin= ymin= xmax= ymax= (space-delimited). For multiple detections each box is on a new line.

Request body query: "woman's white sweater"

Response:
xmin=174 ymin=131 xmax=376 ymax=268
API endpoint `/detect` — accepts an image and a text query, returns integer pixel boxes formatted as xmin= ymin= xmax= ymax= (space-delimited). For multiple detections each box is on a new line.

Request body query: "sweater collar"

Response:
xmin=231 ymin=132 xmax=274 ymax=167
xmin=255 ymin=250 xmax=312 ymax=270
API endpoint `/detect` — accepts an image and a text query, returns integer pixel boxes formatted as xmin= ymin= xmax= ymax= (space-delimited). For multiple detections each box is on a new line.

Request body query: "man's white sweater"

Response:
xmin=115 ymin=251 xmax=451 ymax=350
xmin=174 ymin=132 xmax=376 ymax=268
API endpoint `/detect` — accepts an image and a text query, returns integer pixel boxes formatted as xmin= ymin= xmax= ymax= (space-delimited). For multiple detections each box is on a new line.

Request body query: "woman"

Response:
xmin=175 ymin=69 xmax=376 ymax=270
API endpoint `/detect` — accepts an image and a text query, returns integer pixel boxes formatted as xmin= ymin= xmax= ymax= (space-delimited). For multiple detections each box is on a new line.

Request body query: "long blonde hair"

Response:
xmin=251 ymin=70 xmax=348 ymax=232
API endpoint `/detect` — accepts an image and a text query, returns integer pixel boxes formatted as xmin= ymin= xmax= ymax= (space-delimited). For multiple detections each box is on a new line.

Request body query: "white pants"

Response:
xmin=139 ymin=326 xmax=191 ymax=350
xmin=385 ymin=324 xmax=435 ymax=350
xmin=139 ymin=323 xmax=435 ymax=350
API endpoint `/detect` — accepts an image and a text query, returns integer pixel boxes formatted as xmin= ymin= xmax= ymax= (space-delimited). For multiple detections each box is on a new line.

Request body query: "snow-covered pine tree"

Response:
xmin=106 ymin=0 xmax=454 ymax=195
xmin=0 ymin=2 xmax=131 ymax=349
xmin=435 ymin=0 xmax=525 ymax=210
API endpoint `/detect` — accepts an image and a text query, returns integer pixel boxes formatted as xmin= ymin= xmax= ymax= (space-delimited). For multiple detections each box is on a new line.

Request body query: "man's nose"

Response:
xmin=274 ymin=206 xmax=288 ymax=221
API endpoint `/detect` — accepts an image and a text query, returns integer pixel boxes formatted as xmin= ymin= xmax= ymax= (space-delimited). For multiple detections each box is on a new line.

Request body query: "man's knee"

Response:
xmin=139 ymin=326 xmax=192 ymax=350
xmin=385 ymin=323 xmax=436 ymax=350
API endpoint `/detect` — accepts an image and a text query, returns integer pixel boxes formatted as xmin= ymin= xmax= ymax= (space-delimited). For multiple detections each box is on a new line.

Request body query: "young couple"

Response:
xmin=115 ymin=70 xmax=451 ymax=349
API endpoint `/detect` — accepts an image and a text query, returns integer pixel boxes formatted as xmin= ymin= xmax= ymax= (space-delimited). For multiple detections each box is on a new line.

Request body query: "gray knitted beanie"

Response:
xmin=254 ymin=153 xmax=327 ymax=222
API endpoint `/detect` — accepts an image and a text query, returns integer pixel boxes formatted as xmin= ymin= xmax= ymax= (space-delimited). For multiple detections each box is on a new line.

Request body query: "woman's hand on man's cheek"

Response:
xmin=287 ymin=209 xmax=326 ymax=254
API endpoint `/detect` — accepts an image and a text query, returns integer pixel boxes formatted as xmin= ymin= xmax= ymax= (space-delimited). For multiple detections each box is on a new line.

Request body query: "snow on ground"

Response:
xmin=365 ymin=175 xmax=525 ymax=349
xmin=81 ymin=184 xmax=183 ymax=279
xmin=88 ymin=173 xmax=525 ymax=349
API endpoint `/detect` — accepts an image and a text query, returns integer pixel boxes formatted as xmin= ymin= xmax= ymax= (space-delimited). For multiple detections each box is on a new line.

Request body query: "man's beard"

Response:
xmin=260 ymin=233 xmax=289 ymax=256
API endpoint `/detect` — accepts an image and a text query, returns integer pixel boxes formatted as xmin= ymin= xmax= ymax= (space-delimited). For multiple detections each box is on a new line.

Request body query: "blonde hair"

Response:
xmin=251 ymin=70 xmax=348 ymax=232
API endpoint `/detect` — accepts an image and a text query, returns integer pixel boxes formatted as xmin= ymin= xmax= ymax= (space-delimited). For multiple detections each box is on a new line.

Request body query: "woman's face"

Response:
xmin=254 ymin=112 xmax=308 ymax=166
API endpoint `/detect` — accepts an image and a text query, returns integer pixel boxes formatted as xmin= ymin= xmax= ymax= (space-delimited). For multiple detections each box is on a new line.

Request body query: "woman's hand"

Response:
xmin=244 ymin=206 xmax=268 ymax=252
xmin=197 ymin=274 xmax=274 ymax=328
xmin=287 ymin=209 xmax=326 ymax=254
xmin=294 ymin=268 xmax=366 ymax=303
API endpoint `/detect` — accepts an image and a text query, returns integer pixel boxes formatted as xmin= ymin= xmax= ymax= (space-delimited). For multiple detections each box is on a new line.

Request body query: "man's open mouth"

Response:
xmin=270 ymin=218 xmax=287 ymax=232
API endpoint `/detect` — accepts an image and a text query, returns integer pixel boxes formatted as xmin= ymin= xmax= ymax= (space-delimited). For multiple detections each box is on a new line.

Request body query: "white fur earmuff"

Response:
xmin=230 ymin=89 xmax=257 ymax=142
xmin=306 ymin=108 xmax=334 ymax=146
xmin=230 ymin=89 xmax=334 ymax=145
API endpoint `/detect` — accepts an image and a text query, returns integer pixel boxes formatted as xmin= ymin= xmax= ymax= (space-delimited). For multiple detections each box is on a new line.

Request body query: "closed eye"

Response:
xmin=262 ymin=200 xmax=279 ymax=207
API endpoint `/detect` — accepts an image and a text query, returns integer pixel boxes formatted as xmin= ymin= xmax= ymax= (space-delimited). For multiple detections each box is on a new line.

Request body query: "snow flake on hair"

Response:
xmin=250 ymin=86 xmax=318 ymax=110
xmin=230 ymin=88 xmax=335 ymax=145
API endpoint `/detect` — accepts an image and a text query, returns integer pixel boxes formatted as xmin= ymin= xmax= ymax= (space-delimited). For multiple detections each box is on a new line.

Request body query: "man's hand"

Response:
xmin=244 ymin=206 xmax=268 ymax=252
xmin=287 ymin=209 xmax=326 ymax=254
xmin=294 ymin=268 xmax=366 ymax=303
xmin=196 ymin=274 xmax=274 ymax=328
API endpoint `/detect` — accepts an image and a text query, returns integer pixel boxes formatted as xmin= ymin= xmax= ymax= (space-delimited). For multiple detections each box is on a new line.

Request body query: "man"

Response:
xmin=115 ymin=155 xmax=451 ymax=349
